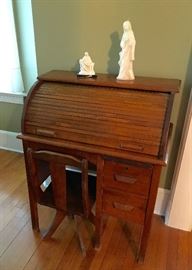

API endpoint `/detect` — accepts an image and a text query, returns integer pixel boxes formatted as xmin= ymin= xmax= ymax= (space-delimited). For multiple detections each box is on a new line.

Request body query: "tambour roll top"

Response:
xmin=21 ymin=70 xmax=180 ymax=164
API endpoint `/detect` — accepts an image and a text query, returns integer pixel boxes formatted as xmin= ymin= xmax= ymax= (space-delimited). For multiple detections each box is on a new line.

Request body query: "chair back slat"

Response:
xmin=27 ymin=149 xmax=90 ymax=216
xmin=50 ymin=162 xmax=67 ymax=211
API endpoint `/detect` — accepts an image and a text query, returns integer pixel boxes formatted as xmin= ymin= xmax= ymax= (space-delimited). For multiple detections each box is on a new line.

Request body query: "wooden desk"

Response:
xmin=18 ymin=70 xmax=180 ymax=262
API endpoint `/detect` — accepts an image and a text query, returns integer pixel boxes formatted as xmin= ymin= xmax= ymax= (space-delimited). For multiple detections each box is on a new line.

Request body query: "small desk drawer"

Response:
xmin=103 ymin=160 xmax=152 ymax=197
xmin=103 ymin=189 xmax=146 ymax=224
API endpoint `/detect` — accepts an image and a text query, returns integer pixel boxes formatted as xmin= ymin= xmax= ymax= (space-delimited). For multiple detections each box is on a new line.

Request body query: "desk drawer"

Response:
xmin=103 ymin=189 xmax=146 ymax=224
xmin=103 ymin=160 xmax=152 ymax=197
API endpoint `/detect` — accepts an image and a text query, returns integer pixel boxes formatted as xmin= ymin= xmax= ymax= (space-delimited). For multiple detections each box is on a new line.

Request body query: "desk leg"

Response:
xmin=23 ymin=145 xmax=40 ymax=231
xmin=27 ymin=184 xmax=40 ymax=231
xmin=137 ymin=165 xmax=161 ymax=262
xmin=94 ymin=156 xmax=104 ymax=249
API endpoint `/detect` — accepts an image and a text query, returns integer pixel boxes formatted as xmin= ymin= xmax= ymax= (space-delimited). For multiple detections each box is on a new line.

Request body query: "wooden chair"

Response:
xmin=26 ymin=149 xmax=96 ymax=254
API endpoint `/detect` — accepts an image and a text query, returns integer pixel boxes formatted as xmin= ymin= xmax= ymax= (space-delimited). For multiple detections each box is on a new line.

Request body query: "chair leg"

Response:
xmin=28 ymin=187 xmax=40 ymax=232
xmin=94 ymin=215 xmax=104 ymax=250
xmin=74 ymin=215 xmax=86 ymax=256
xmin=43 ymin=210 xmax=65 ymax=239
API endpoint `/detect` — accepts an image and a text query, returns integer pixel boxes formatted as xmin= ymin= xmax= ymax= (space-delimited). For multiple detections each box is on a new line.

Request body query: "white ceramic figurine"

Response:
xmin=78 ymin=52 xmax=95 ymax=76
xmin=117 ymin=20 xmax=136 ymax=80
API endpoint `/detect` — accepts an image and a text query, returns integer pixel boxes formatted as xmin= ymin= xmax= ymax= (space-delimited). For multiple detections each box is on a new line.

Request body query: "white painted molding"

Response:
xmin=165 ymin=90 xmax=192 ymax=232
xmin=0 ymin=92 xmax=26 ymax=104
xmin=154 ymin=188 xmax=170 ymax=216
xmin=0 ymin=130 xmax=170 ymax=217
xmin=0 ymin=130 xmax=23 ymax=153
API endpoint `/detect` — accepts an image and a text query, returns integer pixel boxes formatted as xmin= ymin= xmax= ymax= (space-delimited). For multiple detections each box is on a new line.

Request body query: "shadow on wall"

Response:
xmin=165 ymin=44 xmax=192 ymax=188
xmin=71 ymin=60 xmax=79 ymax=73
xmin=107 ymin=32 xmax=120 ymax=75
xmin=70 ymin=32 xmax=120 ymax=76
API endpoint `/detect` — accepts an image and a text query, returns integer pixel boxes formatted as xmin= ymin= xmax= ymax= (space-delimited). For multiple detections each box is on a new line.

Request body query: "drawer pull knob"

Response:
xmin=114 ymin=174 xmax=137 ymax=184
xmin=113 ymin=202 xmax=134 ymax=212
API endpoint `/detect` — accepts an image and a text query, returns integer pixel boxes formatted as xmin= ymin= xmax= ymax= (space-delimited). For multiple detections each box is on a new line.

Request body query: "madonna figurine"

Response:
xmin=117 ymin=20 xmax=136 ymax=80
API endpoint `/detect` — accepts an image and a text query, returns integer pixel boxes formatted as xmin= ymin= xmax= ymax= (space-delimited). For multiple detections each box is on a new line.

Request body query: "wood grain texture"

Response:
xmin=20 ymin=71 xmax=180 ymax=165
xmin=24 ymin=81 xmax=168 ymax=157
xmin=18 ymin=134 xmax=168 ymax=165
xmin=0 ymin=150 xmax=191 ymax=270
xmin=18 ymin=71 xmax=180 ymax=262
xmin=103 ymin=159 xmax=152 ymax=196
xmin=38 ymin=70 xmax=180 ymax=93
xmin=25 ymin=148 xmax=95 ymax=249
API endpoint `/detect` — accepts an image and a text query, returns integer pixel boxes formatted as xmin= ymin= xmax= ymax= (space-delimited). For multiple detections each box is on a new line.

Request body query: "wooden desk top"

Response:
xmin=38 ymin=70 xmax=180 ymax=93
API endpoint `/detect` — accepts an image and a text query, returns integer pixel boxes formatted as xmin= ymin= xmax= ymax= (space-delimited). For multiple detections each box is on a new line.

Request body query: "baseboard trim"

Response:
xmin=154 ymin=188 xmax=170 ymax=216
xmin=0 ymin=130 xmax=23 ymax=153
xmin=0 ymin=92 xmax=26 ymax=104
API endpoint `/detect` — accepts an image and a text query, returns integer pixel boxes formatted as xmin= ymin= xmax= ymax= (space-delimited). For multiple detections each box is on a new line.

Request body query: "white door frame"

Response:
xmin=165 ymin=89 xmax=192 ymax=231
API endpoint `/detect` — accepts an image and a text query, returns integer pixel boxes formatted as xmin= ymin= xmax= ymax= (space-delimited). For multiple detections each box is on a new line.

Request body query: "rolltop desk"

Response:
xmin=18 ymin=70 xmax=180 ymax=261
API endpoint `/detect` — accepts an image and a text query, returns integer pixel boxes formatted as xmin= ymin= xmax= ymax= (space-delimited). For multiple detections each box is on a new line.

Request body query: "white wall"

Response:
xmin=166 ymin=90 xmax=192 ymax=231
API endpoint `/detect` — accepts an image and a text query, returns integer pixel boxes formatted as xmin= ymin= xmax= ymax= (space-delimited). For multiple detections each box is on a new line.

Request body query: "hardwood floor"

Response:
xmin=0 ymin=149 xmax=191 ymax=270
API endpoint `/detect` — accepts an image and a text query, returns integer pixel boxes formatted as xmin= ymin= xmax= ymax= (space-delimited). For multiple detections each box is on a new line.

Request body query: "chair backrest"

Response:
xmin=27 ymin=149 xmax=89 ymax=216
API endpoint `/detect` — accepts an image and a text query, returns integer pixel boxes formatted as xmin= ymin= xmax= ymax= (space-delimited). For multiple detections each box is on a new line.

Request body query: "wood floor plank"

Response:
xmin=89 ymin=217 xmax=117 ymax=270
xmin=98 ymin=220 xmax=133 ymax=270
xmin=0 ymin=150 xmax=192 ymax=270
xmin=0 ymin=182 xmax=28 ymax=231
xmin=0 ymin=221 xmax=41 ymax=270
xmin=177 ymin=230 xmax=191 ymax=270
xmin=166 ymin=227 xmax=179 ymax=270
xmin=0 ymin=150 xmax=19 ymax=169
xmin=0 ymin=202 xmax=30 ymax=256
xmin=0 ymin=154 xmax=25 ymax=204
xmin=23 ymin=218 xmax=75 ymax=270
xmin=56 ymin=233 xmax=83 ymax=270
xmin=190 ymin=231 xmax=192 ymax=270
xmin=151 ymin=218 xmax=169 ymax=270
